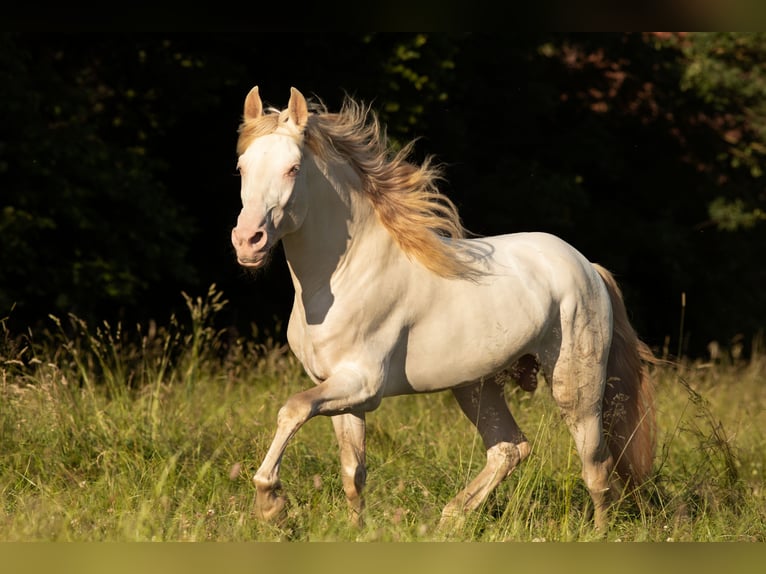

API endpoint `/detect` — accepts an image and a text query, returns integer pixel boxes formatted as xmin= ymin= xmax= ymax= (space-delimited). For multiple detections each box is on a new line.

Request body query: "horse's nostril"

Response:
xmin=250 ymin=230 xmax=264 ymax=246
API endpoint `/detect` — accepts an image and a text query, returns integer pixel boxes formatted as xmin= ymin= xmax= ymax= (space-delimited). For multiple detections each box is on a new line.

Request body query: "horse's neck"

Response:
xmin=281 ymin=156 xmax=397 ymax=299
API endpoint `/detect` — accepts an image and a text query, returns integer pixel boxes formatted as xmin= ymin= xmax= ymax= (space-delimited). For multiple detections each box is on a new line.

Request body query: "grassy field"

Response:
xmin=1 ymin=287 xmax=764 ymax=542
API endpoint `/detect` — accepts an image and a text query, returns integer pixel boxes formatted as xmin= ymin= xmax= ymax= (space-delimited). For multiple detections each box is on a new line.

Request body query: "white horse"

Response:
xmin=231 ymin=86 xmax=656 ymax=531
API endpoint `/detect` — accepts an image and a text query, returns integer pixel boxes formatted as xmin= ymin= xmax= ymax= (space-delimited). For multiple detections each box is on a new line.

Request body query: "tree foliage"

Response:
xmin=0 ymin=35 xmax=201 ymax=322
xmin=675 ymin=32 xmax=766 ymax=230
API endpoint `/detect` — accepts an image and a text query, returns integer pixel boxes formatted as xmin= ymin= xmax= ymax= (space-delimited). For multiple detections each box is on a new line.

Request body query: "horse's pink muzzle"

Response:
xmin=231 ymin=213 xmax=271 ymax=268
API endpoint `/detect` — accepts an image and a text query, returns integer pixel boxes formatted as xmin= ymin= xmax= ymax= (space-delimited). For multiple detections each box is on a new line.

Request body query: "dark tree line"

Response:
xmin=2 ymin=33 xmax=765 ymax=358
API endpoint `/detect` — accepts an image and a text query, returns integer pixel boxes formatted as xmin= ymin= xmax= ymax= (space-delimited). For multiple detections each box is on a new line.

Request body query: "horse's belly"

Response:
xmin=400 ymin=345 xmax=515 ymax=393
xmin=390 ymin=286 xmax=548 ymax=394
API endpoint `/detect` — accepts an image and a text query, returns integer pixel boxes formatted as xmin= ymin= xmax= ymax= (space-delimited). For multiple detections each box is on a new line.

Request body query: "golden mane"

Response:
xmin=237 ymin=96 xmax=482 ymax=280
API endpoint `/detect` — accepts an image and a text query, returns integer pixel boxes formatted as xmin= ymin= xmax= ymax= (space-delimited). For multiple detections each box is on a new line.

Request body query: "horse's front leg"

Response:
xmin=332 ymin=412 xmax=366 ymax=527
xmin=253 ymin=367 xmax=379 ymax=523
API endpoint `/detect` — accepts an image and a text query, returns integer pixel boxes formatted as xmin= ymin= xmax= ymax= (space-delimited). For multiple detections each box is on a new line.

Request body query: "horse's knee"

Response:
xmin=487 ymin=441 xmax=530 ymax=478
xmin=277 ymin=395 xmax=313 ymax=428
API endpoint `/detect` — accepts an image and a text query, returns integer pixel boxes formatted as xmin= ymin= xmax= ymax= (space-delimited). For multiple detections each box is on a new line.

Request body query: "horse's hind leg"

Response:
xmin=440 ymin=378 xmax=531 ymax=528
xmin=547 ymin=352 xmax=616 ymax=531
xmin=331 ymin=412 xmax=366 ymax=527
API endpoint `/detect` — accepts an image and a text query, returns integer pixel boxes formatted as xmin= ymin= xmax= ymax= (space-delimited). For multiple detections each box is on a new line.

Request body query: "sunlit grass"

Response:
xmin=1 ymin=287 xmax=764 ymax=541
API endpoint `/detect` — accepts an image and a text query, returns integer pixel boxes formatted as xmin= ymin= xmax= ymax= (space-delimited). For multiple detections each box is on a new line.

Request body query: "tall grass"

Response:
xmin=1 ymin=287 xmax=764 ymax=541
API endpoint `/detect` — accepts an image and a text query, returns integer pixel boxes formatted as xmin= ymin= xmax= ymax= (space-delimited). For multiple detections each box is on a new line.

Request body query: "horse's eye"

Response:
xmin=288 ymin=165 xmax=300 ymax=177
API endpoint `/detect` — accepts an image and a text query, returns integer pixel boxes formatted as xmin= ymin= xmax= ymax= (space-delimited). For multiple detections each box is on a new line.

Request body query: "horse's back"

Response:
xmin=476 ymin=232 xmax=593 ymax=281
xmin=461 ymin=231 xmax=607 ymax=316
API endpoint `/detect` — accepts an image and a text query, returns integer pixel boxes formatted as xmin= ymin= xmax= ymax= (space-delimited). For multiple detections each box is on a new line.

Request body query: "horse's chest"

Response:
xmin=286 ymin=316 xmax=350 ymax=384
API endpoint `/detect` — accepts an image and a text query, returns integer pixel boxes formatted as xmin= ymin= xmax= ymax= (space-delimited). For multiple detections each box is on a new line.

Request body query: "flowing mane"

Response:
xmin=238 ymin=95 xmax=482 ymax=280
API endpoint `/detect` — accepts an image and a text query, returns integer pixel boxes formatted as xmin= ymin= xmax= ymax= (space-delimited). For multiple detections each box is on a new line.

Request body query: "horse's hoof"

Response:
xmin=348 ymin=505 xmax=365 ymax=529
xmin=254 ymin=492 xmax=287 ymax=523
xmin=437 ymin=507 xmax=467 ymax=532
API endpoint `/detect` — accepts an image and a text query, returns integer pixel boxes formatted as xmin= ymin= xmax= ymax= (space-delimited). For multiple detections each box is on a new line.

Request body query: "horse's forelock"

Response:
xmin=236 ymin=100 xmax=328 ymax=156
xmin=236 ymin=114 xmax=281 ymax=155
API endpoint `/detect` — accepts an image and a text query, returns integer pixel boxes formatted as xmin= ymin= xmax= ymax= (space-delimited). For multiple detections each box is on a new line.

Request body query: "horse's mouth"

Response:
xmin=237 ymin=255 xmax=267 ymax=269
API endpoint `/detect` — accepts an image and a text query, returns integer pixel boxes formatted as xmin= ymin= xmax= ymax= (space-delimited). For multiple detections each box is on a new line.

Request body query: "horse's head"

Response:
xmin=232 ymin=86 xmax=309 ymax=269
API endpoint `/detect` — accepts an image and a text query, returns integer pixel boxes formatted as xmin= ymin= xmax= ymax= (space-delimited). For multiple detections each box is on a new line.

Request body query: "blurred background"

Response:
xmin=2 ymin=32 xmax=764 ymax=359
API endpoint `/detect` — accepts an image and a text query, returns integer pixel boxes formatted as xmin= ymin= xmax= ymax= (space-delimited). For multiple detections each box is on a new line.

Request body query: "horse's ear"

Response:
xmin=244 ymin=86 xmax=263 ymax=120
xmin=286 ymin=87 xmax=309 ymax=130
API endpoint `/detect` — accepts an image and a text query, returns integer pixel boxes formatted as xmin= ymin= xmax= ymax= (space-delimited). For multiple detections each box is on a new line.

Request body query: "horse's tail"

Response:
xmin=593 ymin=264 xmax=657 ymax=488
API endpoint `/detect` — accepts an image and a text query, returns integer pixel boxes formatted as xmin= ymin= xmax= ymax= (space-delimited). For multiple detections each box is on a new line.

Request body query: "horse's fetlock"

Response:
xmin=253 ymin=473 xmax=280 ymax=492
